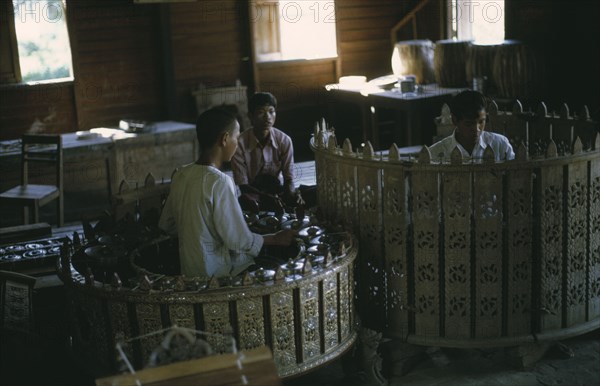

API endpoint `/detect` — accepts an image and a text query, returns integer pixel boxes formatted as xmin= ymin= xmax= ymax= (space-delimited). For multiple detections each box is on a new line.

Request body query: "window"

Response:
xmin=12 ymin=0 xmax=73 ymax=82
xmin=251 ymin=1 xmax=338 ymax=62
xmin=449 ymin=0 xmax=505 ymax=44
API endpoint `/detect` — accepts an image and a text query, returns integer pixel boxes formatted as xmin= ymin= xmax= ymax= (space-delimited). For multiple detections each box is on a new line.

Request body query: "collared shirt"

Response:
xmin=231 ymin=127 xmax=295 ymax=189
xmin=159 ymin=164 xmax=263 ymax=278
xmin=429 ymin=130 xmax=515 ymax=162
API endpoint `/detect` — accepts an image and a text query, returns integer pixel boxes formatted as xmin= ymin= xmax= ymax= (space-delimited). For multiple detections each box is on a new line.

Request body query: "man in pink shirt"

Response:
xmin=231 ymin=92 xmax=301 ymax=212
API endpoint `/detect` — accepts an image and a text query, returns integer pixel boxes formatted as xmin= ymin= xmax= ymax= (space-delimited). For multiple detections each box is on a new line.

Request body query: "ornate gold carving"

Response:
xmin=270 ymin=291 xmax=296 ymax=369
xmin=202 ymin=302 xmax=231 ymax=353
xmin=236 ymin=298 xmax=265 ymax=350
xmin=300 ymin=283 xmax=320 ymax=360
xmin=135 ymin=303 xmax=164 ymax=362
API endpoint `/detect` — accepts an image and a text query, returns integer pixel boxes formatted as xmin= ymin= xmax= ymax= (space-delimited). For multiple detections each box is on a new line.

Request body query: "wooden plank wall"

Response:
xmin=169 ymin=0 xmax=252 ymax=123
xmin=1 ymin=0 xmax=439 ymax=142
xmin=337 ymin=0 xmax=442 ymax=79
xmin=68 ymin=0 xmax=165 ymax=130
xmin=0 ymin=81 xmax=77 ymax=140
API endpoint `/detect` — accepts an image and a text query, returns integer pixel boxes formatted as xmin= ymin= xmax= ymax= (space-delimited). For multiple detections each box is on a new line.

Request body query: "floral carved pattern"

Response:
xmin=592 ymin=176 xmax=600 ymax=200
xmin=386 ymin=187 xmax=402 ymax=215
xmin=361 ymin=185 xmax=377 ymax=212
xmin=417 ymin=263 xmax=436 ymax=282
xmin=271 ymin=292 xmax=295 ymax=367
xmin=567 ymin=283 xmax=586 ymax=306
xmin=479 ymin=264 xmax=499 ymax=284
xmin=479 ymin=231 xmax=499 ymax=250
xmin=569 ymin=252 xmax=586 ymax=272
xmin=592 ymin=245 xmax=600 ymax=266
xmin=478 ymin=193 xmax=500 ymax=219
xmin=415 ymin=191 xmax=435 ymax=218
xmin=325 ymin=177 xmax=337 ymax=205
xmin=416 ymin=230 xmax=435 ymax=249
xmin=543 ymin=185 xmax=562 ymax=213
xmin=543 ymin=289 xmax=561 ymax=314
xmin=591 ymin=277 xmax=600 ymax=297
xmin=512 ymin=228 xmax=530 ymax=247
xmin=362 ymin=224 xmax=379 ymax=240
xmin=544 ymin=224 xmax=561 ymax=246
xmin=568 ymin=219 xmax=587 ymax=242
xmin=448 ymin=297 xmax=467 ymax=317
xmin=417 ymin=295 xmax=436 ymax=315
xmin=385 ymin=226 xmax=404 ymax=247
xmin=342 ymin=180 xmax=354 ymax=208
xmin=448 ymin=264 xmax=467 ymax=284
xmin=543 ymin=257 xmax=562 ymax=276
xmin=512 ymin=261 xmax=529 ymax=281
xmin=510 ymin=188 xmax=530 ymax=216
xmin=448 ymin=231 xmax=467 ymax=249
xmin=447 ymin=192 xmax=468 ymax=219
xmin=511 ymin=293 xmax=528 ymax=314
xmin=388 ymin=256 xmax=403 ymax=277
xmin=480 ymin=297 xmax=499 ymax=317
xmin=237 ymin=299 xmax=264 ymax=350
xmin=568 ymin=182 xmax=587 ymax=209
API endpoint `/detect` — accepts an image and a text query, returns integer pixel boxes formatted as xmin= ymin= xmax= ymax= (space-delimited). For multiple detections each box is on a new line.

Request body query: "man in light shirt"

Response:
xmin=159 ymin=107 xmax=296 ymax=279
xmin=231 ymin=92 xmax=303 ymax=212
xmin=429 ymin=90 xmax=515 ymax=162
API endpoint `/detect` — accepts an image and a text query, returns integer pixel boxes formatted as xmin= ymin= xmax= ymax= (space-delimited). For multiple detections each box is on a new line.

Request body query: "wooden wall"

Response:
xmin=0 ymin=81 xmax=77 ymax=140
xmin=338 ymin=0 xmax=442 ymax=79
xmin=68 ymin=0 xmax=165 ymax=129
xmin=1 ymin=0 xmax=597 ymax=144
xmin=169 ymin=0 xmax=252 ymax=123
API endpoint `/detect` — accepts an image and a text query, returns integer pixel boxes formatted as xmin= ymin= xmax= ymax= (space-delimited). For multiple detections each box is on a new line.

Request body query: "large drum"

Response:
xmin=434 ymin=39 xmax=471 ymax=87
xmin=492 ymin=40 xmax=538 ymax=99
xmin=391 ymin=39 xmax=435 ymax=84
xmin=466 ymin=43 xmax=500 ymax=93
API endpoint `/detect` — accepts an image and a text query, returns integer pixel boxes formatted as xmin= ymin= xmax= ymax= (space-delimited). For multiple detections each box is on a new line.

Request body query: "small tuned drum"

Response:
xmin=392 ymin=39 xmax=435 ymax=84
xmin=492 ymin=40 xmax=538 ymax=99
xmin=59 ymin=221 xmax=358 ymax=379
xmin=466 ymin=43 xmax=500 ymax=93
xmin=434 ymin=39 xmax=471 ymax=87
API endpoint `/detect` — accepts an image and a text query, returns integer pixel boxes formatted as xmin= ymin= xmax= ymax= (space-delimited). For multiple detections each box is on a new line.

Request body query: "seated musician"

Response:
xmin=158 ymin=107 xmax=296 ymax=278
xmin=230 ymin=92 xmax=304 ymax=213
xmin=429 ymin=90 xmax=515 ymax=161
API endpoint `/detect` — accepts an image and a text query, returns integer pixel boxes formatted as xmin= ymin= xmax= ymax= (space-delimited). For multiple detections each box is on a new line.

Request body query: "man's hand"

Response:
xmin=263 ymin=229 xmax=297 ymax=246
xmin=261 ymin=193 xmax=285 ymax=216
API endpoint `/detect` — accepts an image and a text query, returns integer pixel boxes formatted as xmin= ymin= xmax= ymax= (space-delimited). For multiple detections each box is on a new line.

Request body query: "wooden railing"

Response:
xmin=312 ymin=100 xmax=600 ymax=347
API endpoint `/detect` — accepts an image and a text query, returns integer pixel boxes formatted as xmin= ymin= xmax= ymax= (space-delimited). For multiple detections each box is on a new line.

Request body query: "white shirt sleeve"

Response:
xmin=212 ymin=174 xmax=263 ymax=257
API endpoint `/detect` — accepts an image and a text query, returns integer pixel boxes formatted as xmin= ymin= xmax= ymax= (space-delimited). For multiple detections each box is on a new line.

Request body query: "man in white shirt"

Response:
xmin=159 ymin=107 xmax=295 ymax=279
xmin=429 ymin=90 xmax=515 ymax=162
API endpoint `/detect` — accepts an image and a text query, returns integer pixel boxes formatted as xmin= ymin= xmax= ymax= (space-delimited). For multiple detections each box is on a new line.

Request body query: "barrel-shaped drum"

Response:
xmin=392 ymin=39 xmax=435 ymax=84
xmin=434 ymin=39 xmax=471 ymax=87
xmin=466 ymin=43 xmax=500 ymax=93
xmin=492 ymin=40 xmax=538 ymax=99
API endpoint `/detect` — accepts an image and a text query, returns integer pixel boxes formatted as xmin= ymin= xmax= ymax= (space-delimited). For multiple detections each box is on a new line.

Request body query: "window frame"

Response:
xmin=2 ymin=0 xmax=74 ymax=85
xmin=249 ymin=0 xmax=339 ymax=64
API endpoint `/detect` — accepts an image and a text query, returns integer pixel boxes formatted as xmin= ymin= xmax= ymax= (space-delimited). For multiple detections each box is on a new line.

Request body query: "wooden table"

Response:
xmin=325 ymin=83 xmax=462 ymax=149
xmin=0 ymin=122 xmax=196 ymax=226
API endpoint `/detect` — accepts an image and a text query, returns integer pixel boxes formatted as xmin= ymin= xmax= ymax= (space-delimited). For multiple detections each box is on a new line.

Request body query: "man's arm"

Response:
xmin=231 ymin=144 xmax=250 ymax=186
xmin=279 ymin=135 xmax=295 ymax=194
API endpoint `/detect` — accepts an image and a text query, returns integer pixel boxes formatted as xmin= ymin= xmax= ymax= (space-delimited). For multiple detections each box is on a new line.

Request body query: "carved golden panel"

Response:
xmin=269 ymin=291 xmax=296 ymax=369
xmin=236 ymin=298 xmax=265 ymax=350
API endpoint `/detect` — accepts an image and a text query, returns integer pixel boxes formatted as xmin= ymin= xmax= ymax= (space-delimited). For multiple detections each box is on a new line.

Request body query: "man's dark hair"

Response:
xmin=449 ymin=90 xmax=487 ymax=121
xmin=248 ymin=92 xmax=277 ymax=113
xmin=195 ymin=107 xmax=238 ymax=150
